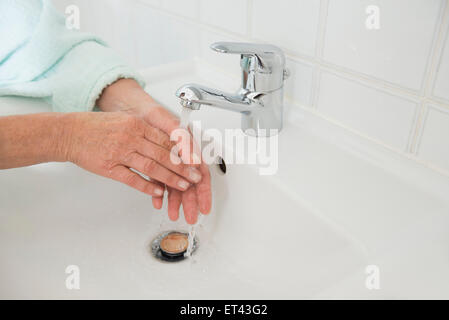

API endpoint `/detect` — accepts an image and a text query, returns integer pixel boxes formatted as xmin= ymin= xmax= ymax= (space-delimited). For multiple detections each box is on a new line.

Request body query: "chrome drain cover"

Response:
xmin=150 ymin=231 xmax=198 ymax=262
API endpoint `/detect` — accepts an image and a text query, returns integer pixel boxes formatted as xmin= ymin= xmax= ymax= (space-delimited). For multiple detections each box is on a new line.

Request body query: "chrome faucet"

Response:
xmin=175 ymin=42 xmax=289 ymax=137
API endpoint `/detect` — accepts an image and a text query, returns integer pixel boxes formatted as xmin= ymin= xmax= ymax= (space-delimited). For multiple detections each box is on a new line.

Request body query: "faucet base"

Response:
xmin=241 ymin=88 xmax=283 ymax=137
xmin=242 ymin=113 xmax=283 ymax=137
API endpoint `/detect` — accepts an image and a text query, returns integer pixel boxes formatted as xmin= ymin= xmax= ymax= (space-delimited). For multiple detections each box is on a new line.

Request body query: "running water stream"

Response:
xmin=179 ymin=107 xmax=192 ymax=129
xmin=178 ymin=107 xmax=201 ymax=259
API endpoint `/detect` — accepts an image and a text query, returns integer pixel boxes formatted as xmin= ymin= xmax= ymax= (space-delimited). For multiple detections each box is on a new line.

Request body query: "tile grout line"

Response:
xmin=409 ymin=0 xmax=449 ymax=154
xmin=315 ymin=0 xmax=329 ymax=61
xmin=246 ymin=0 xmax=253 ymax=38
xmin=408 ymin=101 xmax=427 ymax=154
xmin=422 ymin=0 xmax=449 ymax=98
xmin=428 ymin=94 xmax=449 ymax=107
xmin=311 ymin=0 xmax=329 ymax=109
xmin=411 ymin=103 xmax=429 ymax=155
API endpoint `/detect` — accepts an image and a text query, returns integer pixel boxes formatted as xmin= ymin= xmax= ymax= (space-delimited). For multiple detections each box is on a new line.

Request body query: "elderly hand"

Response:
xmin=64 ymin=111 xmax=202 ymax=197
xmin=97 ymin=79 xmax=212 ymax=224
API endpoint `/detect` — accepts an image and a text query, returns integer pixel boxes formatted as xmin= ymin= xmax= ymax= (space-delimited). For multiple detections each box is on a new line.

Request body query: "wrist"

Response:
xmin=97 ymin=78 xmax=157 ymax=114
xmin=53 ymin=113 xmax=77 ymax=163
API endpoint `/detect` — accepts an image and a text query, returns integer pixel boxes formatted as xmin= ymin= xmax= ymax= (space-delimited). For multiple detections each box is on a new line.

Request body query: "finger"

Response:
xmin=137 ymin=139 xmax=202 ymax=183
xmin=182 ymin=186 xmax=198 ymax=225
xmin=143 ymin=105 xmax=181 ymax=136
xmin=196 ymin=162 xmax=212 ymax=214
xmin=152 ymin=196 xmax=163 ymax=209
xmin=151 ymin=179 xmax=165 ymax=209
xmin=143 ymin=125 xmax=173 ymax=150
xmin=124 ymin=153 xmax=191 ymax=191
xmin=172 ymin=127 xmax=201 ymax=167
xmin=167 ymin=188 xmax=182 ymax=221
xmin=142 ymin=106 xmax=201 ymax=167
xmin=108 ymin=165 xmax=164 ymax=197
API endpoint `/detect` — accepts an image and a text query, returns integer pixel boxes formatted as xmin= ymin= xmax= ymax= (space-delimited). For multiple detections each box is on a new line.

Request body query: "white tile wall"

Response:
xmin=53 ymin=0 xmax=449 ymax=175
xmin=317 ymin=72 xmax=418 ymax=150
xmin=433 ymin=24 xmax=449 ymax=102
xmin=162 ymin=0 xmax=199 ymax=19
xmin=417 ymin=105 xmax=449 ymax=171
xmin=323 ymin=0 xmax=443 ymax=91
xmin=53 ymin=0 xmax=136 ymax=65
xmin=199 ymin=30 xmax=242 ymax=79
xmin=200 ymin=0 xmax=248 ymax=35
xmin=139 ymin=0 xmax=161 ymax=7
xmin=251 ymin=0 xmax=321 ymax=57
xmin=131 ymin=2 xmax=199 ymax=68
xmin=284 ymin=60 xmax=315 ymax=107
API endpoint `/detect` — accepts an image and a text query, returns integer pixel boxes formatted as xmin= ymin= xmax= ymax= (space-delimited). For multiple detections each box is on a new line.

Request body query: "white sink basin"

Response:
xmin=1 ymin=59 xmax=449 ymax=299
xmin=0 ymin=160 xmax=364 ymax=299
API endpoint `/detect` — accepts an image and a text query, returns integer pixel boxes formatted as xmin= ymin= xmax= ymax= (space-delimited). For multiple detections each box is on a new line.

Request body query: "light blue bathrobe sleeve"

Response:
xmin=0 ymin=0 xmax=145 ymax=112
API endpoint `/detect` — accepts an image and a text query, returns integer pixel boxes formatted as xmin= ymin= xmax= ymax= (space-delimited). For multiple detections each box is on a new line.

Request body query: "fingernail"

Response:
xmin=189 ymin=168 xmax=202 ymax=183
xmin=178 ymin=180 xmax=190 ymax=190
xmin=154 ymin=188 xmax=164 ymax=196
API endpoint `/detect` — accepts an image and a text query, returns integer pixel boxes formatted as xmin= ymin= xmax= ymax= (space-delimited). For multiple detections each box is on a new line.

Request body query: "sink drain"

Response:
xmin=216 ymin=156 xmax=226 ymax=174
xmin=150 ymin=231 xmax=198 ymax=262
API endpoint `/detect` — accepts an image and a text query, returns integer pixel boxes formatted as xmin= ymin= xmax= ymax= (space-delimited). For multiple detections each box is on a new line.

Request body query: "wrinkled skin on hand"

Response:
xmin=97 ymin=79 xmax=212 ymax=224
xmin=65 ymin=112 xmax=203 ymax=199
xmin=133 ymin=105 xmax=212 ymax=225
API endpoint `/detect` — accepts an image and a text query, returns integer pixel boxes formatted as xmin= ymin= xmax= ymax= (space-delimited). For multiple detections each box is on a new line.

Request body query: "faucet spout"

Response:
xmin=174 ymin=42 xmax=288 ymax=137
xmin=175 ymin=83 xmax=254 ymax=114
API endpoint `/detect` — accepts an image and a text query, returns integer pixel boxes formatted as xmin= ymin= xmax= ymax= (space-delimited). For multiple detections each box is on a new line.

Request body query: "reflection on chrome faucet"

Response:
xmin=175 ymin=42 xmax=289 ymax=137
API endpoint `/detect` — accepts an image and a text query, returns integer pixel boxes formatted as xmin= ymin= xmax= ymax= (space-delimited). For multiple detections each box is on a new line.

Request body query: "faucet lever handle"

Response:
xmin=210 ymin=42 xmax=285 ymax=73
